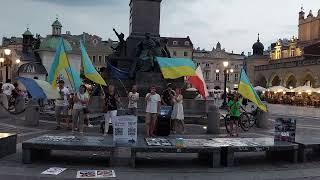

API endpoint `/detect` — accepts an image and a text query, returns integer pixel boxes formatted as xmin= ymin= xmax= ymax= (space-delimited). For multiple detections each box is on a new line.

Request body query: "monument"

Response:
xmin=105 ymin=0 xmax=183 ymax=96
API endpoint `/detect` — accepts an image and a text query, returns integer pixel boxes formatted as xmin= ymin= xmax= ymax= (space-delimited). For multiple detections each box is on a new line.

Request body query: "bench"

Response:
xmin=130 ymin=138 xmax=221 ymax=168
xmin=216 ymin=138 xmax=299 ymax=166
xmin=294 ymin=136 xmax=320 ymax=162
xmin=22 ymin=135 xmax=115 ymax=166
xmin=0 ymin=133 xmax=17 ymax=158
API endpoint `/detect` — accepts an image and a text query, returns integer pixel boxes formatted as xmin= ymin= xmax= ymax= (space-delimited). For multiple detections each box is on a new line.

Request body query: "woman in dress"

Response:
xmin=171 ymin=88 xmax=185 ymax=134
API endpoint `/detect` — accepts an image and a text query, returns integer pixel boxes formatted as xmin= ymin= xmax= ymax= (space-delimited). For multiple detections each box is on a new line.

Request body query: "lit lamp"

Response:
xmin=4 ymin=49 xmax=11 ymax=56
xmin=0 ymin=58 xmax=4 ymax=63
xmin=16 ymin=59 xmax=21 ymax=64
xmin=221 ymin=61 xmax=233 ymax=109
xmin=215 ymin=69 xmax=219 ymax=73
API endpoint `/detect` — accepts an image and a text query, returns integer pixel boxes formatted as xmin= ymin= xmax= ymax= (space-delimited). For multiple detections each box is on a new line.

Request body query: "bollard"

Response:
xmin=25 ymin=100 xmax=40 ymax=126
xmin=15 ymin=96 xmax=25 ymax=113
xmin=256 ymin=109 xmax=270 ymax=129
xmin=207 ymin=105 xmax=220 ymax=134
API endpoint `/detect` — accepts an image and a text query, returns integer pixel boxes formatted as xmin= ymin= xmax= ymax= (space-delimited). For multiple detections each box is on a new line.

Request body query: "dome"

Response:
xmin=52 ymin=18 xmax=62 ymax=27
xmin=252 ymin=34 xmax=264 ymax=56
xmin=39 ymin=36 xmax=73 ymax=51
xmin=23 ymin=28 xmax=33 ymax=36
xmin=18 ymin=62 xmax=47 ymax=75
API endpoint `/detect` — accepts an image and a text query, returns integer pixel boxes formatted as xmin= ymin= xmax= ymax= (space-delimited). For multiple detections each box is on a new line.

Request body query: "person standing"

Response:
xmin=161 ymin=83 xmax=175 ymax=106
xmin=55 ymin=80 xmax=70 ymax=130
xmin=128 ymin=85 xmax=139 ymax=116
xmin=171 ymin=88 xmax=185 ymax=134
xmin=145 ymin=86 xmax=161 ymax=137
xmin=227 ymin=94 xmax=241 ymax=137
xmin=0 ymin=83 xmax=8 ymax=110
xmin=72 ymin=85 xmax=89 ymax=134
xmin=2 ymin=79 xmax=15 ymax=108
xmin=103 ymin=85 xmax=119 ymax=136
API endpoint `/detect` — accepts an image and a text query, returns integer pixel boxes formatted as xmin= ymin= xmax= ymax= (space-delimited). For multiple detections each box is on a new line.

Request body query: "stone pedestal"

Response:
xmin=207 ymin=105 xmax=220 ymax=134
xmin=24 ymin=100 xmax=39 ymax=127
xmin=256 ymin=109 xmax=270 ymax=129
xmin=15 ymin=96 xmax=25 ymax=113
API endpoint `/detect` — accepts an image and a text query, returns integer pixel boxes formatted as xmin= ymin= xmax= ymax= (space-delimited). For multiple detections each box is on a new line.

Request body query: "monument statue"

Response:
xmin=111 ymin=28 xmax=126 ymax=57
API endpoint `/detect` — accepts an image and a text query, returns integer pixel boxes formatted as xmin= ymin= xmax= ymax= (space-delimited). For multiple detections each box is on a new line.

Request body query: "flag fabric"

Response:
xmin=238 ymin=69 xmax=267 ymax=112
xmin=155 ymin=57 xmax=196 ymax=79
xmin=80 ymin=40 xmax=107 ymax=86
xmin=65 ymin=66 xmax=82 ymax=91
xmin=187 ymin=66 xmax=209 ymax=99
xmin=107 ymin=62 xmax=130 ymax=80
xmin=47 ymin=38 xmax=70 ymax=88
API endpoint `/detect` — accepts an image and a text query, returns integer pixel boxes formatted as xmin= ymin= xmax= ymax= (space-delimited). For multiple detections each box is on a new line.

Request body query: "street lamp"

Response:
xmin=16 ymin=59 xmax=21 ymax=64
xmin=1 ymin=48 xmax=13 ymax=82
xmin=215 ymin=69 xmax=220 ymax=73
xmin=221 ymin=61 xmax=234 ymax=109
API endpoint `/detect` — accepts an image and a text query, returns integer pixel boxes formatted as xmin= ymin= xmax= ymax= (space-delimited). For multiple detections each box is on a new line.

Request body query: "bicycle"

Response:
xmin=223 ymin=112 xmax=251 ymax=134
xmin=241 ymin=105 xmax=259 ymax=128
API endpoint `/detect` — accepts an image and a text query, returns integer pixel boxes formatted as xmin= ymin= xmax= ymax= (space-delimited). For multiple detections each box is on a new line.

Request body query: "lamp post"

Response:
xmin=0 ymin=49 xmax=20 ymax=82
xmin=220 ymin=61 xmax=233 ymax=109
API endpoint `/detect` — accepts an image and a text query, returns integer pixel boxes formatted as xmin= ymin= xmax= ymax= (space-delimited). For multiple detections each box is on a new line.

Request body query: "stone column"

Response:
xmin=207 ymin=105 xmax=220 ymax=134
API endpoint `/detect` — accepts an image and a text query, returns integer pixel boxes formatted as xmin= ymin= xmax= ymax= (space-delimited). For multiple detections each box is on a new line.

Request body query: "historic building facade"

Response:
xmin=247 ymin=8 xmax=320 ymax=88
xmin=166 ymin=36 xmax=193 ymax=59
xmin=193 ymin=42 xmax=245 ymax=90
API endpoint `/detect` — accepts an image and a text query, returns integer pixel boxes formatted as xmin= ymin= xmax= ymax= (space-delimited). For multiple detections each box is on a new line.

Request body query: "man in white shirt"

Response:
xmin=145 ymin=86 xmax=161 ymax=137
xmin=128 ymin=85 xmax=139 ymax=116
xmin=2 ymin=79 xmax=15 ymax=97
xmin=55 ymin=80 xmax=70 ymax=130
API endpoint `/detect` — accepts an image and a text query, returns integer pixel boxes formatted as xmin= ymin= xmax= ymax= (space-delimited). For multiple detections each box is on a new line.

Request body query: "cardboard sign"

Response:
xmin=274 ymin=118 xmax=296 ymax=142
xmin=113 ymin=115 xmax=137 ymax=145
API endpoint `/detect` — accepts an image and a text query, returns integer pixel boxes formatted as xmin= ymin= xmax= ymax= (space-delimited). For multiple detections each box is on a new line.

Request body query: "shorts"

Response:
xmin=230 ymin=116 xmax=240 ymax=121
xmin=145 ymin=113 xmax=157 ymax=124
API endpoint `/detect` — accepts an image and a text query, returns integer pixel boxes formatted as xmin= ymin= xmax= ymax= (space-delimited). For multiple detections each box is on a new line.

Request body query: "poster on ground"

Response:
xmin=76 ymin=170 xmax=116 ymax=178
xmin=41 ymin=167 xmax=67 ymax=175
xmin=113 ymin=115 xmax=137 ymax=145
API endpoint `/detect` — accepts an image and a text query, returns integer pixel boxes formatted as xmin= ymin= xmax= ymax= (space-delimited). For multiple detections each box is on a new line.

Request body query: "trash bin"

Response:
xmin=256 ymin=109 xmax=269 ymax=129
xmin=25 ymin=100 xmax=39 ymax=126
xmin=207 ymin=105 xmax=220 ymax=134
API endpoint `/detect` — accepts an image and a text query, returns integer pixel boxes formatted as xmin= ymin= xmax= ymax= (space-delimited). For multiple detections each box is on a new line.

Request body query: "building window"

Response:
xmin=227 ymin=74 xmax=230 ymax=81
xmin=235 ymin=65 xmax=239 ymax=69
xmin=196 ymin=63 xmax=201 ymax=67
xmin=205 ymin=71 xmax=210 ymax=80
xmin=173 ymin=51 xmax=177 ymax=56
xmin=184 ymin=41 xmax=190 ymax=46
xmin=184 ymin=52 xmax=188 ymax=57
xmin=276 ymin=50 xmax=281 ymax=59
xmin=205 ymin=63 xmax=210 ymax=67
xmin=99 ymin=56 xmax=102 ymax=63
xmin=235 ymin=73 xmax=239 ymax=81
xmin=92 ymin=56 xmax=96 ymax=63
xmin=173 ymin=41 xmax=178 ymax=45
xmin=291 ymin=49 xmax=295 ymax=57
xmin=216 ymin=73 xmax=220 ymax=81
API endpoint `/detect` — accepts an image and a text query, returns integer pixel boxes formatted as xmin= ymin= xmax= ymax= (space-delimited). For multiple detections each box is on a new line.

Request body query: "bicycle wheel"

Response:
xmin=240 ymin=113 xmax=250 ymax=131
xmin=224 ymin=114 xmax=232 ymax=134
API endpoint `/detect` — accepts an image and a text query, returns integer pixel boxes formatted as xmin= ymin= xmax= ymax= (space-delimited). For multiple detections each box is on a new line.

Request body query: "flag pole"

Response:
xmin=62 ymin=38 xmax=76 ymax=91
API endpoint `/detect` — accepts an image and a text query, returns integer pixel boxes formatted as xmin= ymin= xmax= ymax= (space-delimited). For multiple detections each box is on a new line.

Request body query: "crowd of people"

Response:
xmin=53 ymin=81 xmax=185 ymax=137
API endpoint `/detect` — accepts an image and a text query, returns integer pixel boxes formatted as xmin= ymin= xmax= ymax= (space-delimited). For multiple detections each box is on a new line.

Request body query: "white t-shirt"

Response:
xmin=145 ymin=93 xmax=161 ymax=113
xmin=55 ymin=87 xmax=70 ymax=106
xmin=73 ymin=92 xmax=89 ymax=110
xmin=128 ymin=92 xmax=139 ymax=108
xmin=2 ymin=83 xmax=15 ymax=96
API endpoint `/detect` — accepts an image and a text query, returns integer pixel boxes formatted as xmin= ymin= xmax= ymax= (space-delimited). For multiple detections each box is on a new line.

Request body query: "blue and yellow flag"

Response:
xmin=80 ymin=40 xmax=107 ymax=86
xmin=238 ymin=69 xmax=267 ymax=112
xmin=47 ymin=38 xmax=70 ymax=88
xmin=65 ymin=66 xmax=82 ymax=91
xmin=155 ymin=57 xmax=196 ymax=79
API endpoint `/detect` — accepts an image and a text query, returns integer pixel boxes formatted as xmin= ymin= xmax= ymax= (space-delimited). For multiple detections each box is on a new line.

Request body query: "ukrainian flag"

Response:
xmin=47 ymin=38 xmax=70 ymax=88
xmin=238 ymin=69 xmax=267 ymax=112
xmin=80 ymin=40 xmax=107 ymax=86
xmin=155 ymin=57 xmax=196 ymax=79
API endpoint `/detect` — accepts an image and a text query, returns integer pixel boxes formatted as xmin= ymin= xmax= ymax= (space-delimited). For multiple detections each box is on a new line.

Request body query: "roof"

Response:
xmin=23 ymin=28 xmax=33 ymax=36
xmin=16 ymin=51 xmax=40 ymax=62
xmin=18 ymin=62 xmax=47 ymax=75
xmin=52 ymin=18 xmax=62 ymax=27
xmin=39 ymin=36 xmax=73 ymax=51
xmin=164 ymin=36 xmax=193 ymax=47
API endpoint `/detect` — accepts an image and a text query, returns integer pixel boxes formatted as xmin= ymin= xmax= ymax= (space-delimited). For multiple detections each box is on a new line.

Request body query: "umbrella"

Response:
xmin=293 ymin=86 xmax=315 ymax=93
xmin=16 ymin=77 xmax=60 ymax=99
xmin=268 ymin=86 xmax=289 ymax=92
xmin=254 ymin=86 xmax=266 ymax=92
